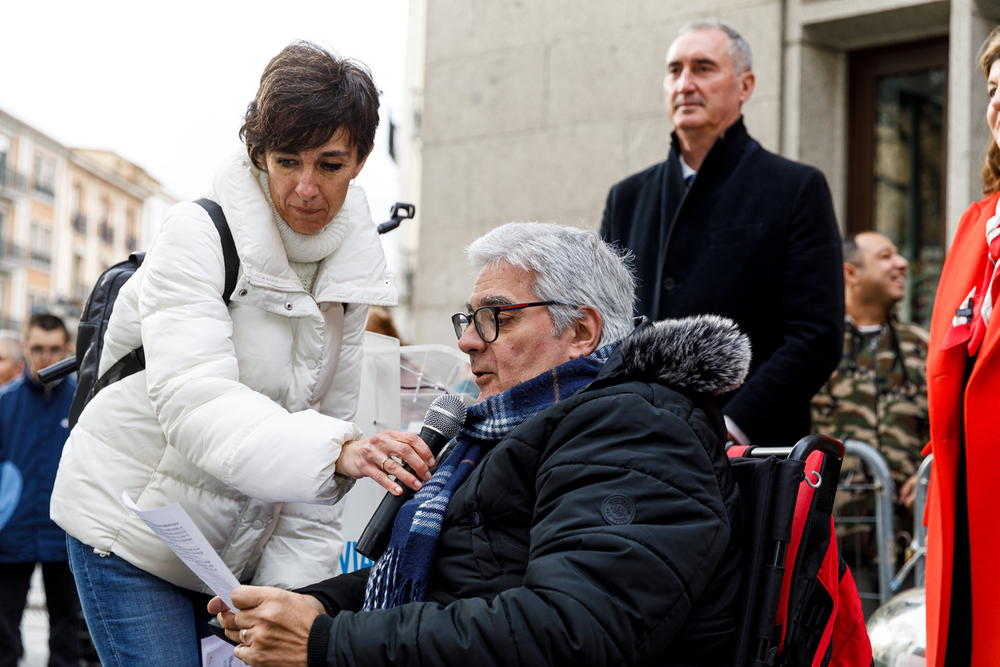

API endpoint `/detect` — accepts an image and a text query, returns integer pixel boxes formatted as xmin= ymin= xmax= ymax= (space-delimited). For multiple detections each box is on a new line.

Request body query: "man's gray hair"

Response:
xmin=679 ymin=20 xmax=753 ymax=74
xmin=466 ymin=222 xmax=636 ymax=345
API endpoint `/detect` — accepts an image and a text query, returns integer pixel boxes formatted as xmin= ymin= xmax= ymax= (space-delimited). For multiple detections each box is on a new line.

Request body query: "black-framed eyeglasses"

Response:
xmin=451 ymin=301 xmax=570 ymax=343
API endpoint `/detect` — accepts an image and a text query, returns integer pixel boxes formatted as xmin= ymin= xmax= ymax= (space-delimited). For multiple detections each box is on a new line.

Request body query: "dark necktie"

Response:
xmin=685 ymin=174 xmax=695 ymax=188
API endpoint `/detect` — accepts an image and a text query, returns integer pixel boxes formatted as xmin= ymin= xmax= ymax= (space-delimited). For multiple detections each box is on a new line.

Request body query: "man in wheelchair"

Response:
xmin=211 ymin=222 xmax=749 ymax=667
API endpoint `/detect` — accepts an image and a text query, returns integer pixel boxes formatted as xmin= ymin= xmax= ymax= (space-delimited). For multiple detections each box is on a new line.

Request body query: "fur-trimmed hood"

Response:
xmin=616 ymin=315 xmax=751 ymax=395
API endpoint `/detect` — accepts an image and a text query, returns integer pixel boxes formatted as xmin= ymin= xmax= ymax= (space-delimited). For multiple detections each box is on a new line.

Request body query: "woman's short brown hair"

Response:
xmin=980 ymin=26 xmax=1000 ymax=194
xmin=240 ymin=41 xmax=380 ymax=170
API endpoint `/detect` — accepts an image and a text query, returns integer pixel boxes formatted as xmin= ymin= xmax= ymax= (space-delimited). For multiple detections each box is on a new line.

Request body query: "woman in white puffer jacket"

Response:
xmin=50 ymin=41 xmax=434 ymax=667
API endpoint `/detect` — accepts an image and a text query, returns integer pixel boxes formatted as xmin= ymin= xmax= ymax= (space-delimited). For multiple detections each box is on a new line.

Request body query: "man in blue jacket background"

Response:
xmin=0 ymin=314 xmax=78 ymax=667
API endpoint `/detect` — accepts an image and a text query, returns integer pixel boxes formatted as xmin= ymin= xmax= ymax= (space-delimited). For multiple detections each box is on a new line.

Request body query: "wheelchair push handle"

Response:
xmin=738 ymin=434 xmax=845 ymax=462
xmin=37 ymin=357 xmax=77 ymax=384
xmin=377 ymin=203 xmax=416 ymax=234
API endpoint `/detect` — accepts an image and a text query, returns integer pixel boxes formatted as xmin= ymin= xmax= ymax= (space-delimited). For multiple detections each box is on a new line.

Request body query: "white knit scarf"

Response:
xmin=256 ymin=170 xmax=349 ymax=293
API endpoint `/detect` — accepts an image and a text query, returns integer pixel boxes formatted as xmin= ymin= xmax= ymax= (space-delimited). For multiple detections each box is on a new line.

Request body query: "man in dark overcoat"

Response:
xmin=600 ymin=20 xmax=844 ymax=447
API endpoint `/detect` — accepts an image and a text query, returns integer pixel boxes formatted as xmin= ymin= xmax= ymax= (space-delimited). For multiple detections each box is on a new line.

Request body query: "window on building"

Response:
xmin=72 ymin=183 xmax=87 ymax=233
xmin=848 ymin=37 xmax=948 ymax=327
xmin=0 ymin=276 xmax=11 ymax=331
xmin=0 ymin=133 xmax=10 ymax=186
xmin=0 ymin=133 xmax=24 ymax=194
xmin=99 ymin=196 xmax=114 ymax=245
xmin=0 ymin=205 xmax=8 ymax=261
xmin=126 ymin=207 xmax=138 ymax=251
xmin=72 ymin=254 xmax=87 ymax=303
xmin=30 ymin=220 xmax=52 ymax=266
xmin=29 ymin=291 xmax=48 ymax=316
xmin=33 ymin=153 xmax=55 ymax=198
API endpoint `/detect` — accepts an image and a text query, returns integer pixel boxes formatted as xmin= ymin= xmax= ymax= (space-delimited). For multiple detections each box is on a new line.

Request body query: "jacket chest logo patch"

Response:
xmin=601 ymin=495 xmax=635 ymax=525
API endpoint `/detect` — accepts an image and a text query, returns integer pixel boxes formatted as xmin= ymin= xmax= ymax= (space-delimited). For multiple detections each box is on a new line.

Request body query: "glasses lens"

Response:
xmin=452 ymin=313 xmax=470 ymax=340
xmin=474 ymin=308 xmax=497 ymax=342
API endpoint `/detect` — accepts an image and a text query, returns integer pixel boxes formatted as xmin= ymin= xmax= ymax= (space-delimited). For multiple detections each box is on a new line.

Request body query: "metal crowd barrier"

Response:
xmin=888 ymin=453 xmax=932 ymax=592
xmin=838 ymin=439 xmax=896 ymax=607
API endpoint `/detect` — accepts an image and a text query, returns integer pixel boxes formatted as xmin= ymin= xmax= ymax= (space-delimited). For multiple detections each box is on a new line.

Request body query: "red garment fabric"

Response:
xmin=828 ymin=565 xmax=871 ymax=666
xmin=925 ymin=192 xmax=1000 ymax=667
xmin=938 ymin=217 xmax=1000 ymax=355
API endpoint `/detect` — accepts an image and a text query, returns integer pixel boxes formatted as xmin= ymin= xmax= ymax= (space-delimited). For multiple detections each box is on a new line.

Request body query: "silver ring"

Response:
xmin=380 ymin=456 xmax=391 ymax=472
xmin=241 ymin=628 xmax=248 ymax=645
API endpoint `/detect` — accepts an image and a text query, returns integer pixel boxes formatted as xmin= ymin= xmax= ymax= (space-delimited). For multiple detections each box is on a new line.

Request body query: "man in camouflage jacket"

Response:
xmin=812 ymin=232 xmax=929 ymax=612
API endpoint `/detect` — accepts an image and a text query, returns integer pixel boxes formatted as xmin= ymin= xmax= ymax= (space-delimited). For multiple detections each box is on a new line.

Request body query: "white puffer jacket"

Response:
xmin=50 ymin=150 xmax=397 ymax=592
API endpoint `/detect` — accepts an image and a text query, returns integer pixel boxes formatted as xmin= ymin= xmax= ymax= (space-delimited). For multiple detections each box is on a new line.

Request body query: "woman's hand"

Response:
xmin=336 ymin=430 xmax=435 ymax=495
xmin=209 ymin=586 xmax=324 ymax=667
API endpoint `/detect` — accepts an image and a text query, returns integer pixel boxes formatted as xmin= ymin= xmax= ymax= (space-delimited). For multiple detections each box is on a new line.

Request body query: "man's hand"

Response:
xmin=899 ymin=474 xmax=919 ymax=510
xmin=208 ymin=586 xmax=326 ymax=667
xmin=336 ymin=430 xmax=435 ymax=496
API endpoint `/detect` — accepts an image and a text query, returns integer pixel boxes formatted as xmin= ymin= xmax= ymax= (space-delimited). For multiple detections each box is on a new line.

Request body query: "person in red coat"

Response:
xmin=925 ymin=24 xmax=1000 ymax=667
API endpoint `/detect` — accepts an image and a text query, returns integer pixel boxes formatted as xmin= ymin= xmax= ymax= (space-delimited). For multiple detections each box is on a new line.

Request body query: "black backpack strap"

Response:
xmin=195 ymin=198 xmax=239 ymax=305
xmin=93 ymin=347 xmax=146 ymax=395
xmin=91 ymin=202 xmax=238 ymax=399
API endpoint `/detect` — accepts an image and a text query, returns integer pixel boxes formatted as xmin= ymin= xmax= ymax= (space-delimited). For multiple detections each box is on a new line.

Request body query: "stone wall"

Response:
xmin=408 ymin=0 xmax=1000 ymax=344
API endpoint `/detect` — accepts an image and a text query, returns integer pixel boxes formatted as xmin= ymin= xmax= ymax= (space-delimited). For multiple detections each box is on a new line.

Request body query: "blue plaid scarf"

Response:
xmin=362 ymin=342 xmax=617 ymax=610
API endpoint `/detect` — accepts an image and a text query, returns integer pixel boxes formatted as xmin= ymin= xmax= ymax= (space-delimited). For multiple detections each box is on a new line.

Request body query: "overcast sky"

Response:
xmin=0 ymin=0 xmax=409 ymax=229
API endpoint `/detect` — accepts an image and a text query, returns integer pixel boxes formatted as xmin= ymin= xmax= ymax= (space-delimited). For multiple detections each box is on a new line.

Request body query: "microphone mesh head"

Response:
xmin=424 ymin=394 xmax=467 ymax=440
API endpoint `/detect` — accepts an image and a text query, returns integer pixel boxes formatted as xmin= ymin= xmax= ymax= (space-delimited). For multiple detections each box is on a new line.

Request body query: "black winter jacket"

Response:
xmin=600 ymin=118 xmax=844 ymax=447
xmin=302 ymin=316 xmax=748 ymax=666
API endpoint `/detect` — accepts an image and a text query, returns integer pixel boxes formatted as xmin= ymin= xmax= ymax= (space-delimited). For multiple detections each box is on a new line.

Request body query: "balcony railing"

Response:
xmin=0 ymin=316 xmax=20 ymax=333
xmin=99 ymin=221 xmax=114 ymax=245
xmin=31 ymin=250 xmax=51 ymax=267
xmin=73 ymin=213 xmax=87 ymax=234
xmin=0 ymin=240 xmax=22 ymax=265
xmin=33 ymin=181 xmax=54 ymax=198
xmin=0 ymin=166 xmax=27 ymax=197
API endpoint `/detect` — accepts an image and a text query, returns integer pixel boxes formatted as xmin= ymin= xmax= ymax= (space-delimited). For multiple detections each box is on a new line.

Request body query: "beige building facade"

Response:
xmin=402 ymin=0 xmax=1000 ymax=343
xmin=0 ymin=109 xmax=68 ymax=331
xmin=0 ymin=107 xmax=170 ymax=335
xmin=63 ymin=150 xmax=159 ymax=308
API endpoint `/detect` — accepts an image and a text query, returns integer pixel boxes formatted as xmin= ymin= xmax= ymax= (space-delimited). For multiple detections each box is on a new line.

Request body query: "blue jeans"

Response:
xmin=67 ymin=535 xmax=214 ymax=667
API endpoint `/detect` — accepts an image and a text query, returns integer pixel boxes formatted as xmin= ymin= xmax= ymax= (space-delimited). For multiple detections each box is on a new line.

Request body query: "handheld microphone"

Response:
xmin=355 ymin=394 xmax=467 ymax=561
